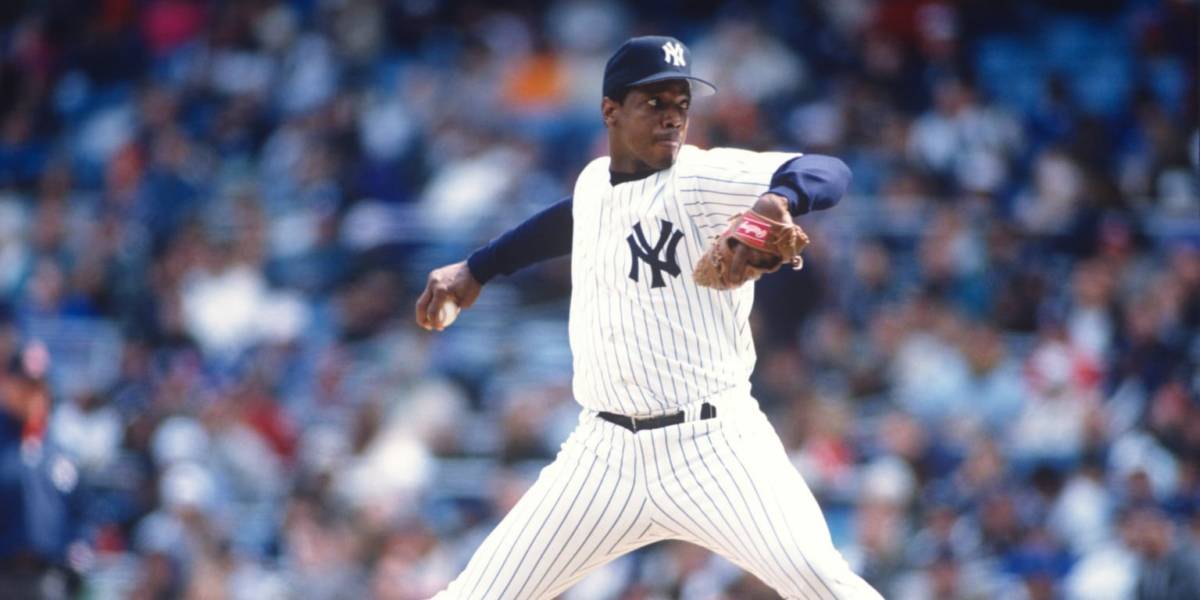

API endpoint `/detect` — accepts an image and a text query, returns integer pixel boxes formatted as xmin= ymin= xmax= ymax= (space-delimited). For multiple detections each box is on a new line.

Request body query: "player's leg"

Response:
xmin=642 ymin=409 xmax=884 ymax=600
xmin=432 ymin=419 xmax=656 ymax=600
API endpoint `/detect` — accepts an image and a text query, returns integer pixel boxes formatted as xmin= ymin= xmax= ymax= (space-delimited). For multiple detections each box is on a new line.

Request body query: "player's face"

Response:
xmin=604 ymin=79 xmax=691 ymax=173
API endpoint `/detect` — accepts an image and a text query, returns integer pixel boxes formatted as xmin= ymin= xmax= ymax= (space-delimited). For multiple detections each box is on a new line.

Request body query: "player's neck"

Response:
xmin=609 ymin=167 xmax=659 ymax=185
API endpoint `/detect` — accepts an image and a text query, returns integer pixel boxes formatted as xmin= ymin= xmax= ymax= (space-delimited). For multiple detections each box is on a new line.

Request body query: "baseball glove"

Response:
xmin=693 ymin=210 xmax=810 ymax=290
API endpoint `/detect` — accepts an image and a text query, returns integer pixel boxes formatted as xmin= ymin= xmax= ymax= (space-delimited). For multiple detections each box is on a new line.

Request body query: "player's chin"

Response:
xmin=650 ymin=144 xmax=680 ymax=168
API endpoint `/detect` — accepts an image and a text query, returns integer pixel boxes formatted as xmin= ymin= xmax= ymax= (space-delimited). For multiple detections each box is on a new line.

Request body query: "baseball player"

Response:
xmin=416 ymin=36 xmax=883 ymax=599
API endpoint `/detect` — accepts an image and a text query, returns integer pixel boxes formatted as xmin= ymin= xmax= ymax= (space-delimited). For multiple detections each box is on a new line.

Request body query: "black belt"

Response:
xmin=598 ymin=402 xmax=717 ymax=433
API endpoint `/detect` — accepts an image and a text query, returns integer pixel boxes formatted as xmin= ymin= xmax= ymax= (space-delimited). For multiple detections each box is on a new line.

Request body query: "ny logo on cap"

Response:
xmin=662 ymin=41 xmax=686 ymax=67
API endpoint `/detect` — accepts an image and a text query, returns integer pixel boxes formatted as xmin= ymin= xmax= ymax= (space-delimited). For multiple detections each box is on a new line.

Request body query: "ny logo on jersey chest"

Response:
xmin=627 ymin=220 xmax=684 ymax=289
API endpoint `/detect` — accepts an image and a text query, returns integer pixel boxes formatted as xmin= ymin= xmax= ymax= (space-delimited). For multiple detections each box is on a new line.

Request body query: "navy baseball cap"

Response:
xmin=602 ymin=36 xmax=717 ymax=99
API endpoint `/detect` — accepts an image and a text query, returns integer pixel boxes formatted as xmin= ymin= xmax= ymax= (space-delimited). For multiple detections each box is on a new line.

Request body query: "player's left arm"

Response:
xmin=713 ymin=155 xmax=851 ymax=288
xmin=741 ymin=152 xmax=851 ymax=253
xmin=757 ymin=153 xmax=853 ymax=218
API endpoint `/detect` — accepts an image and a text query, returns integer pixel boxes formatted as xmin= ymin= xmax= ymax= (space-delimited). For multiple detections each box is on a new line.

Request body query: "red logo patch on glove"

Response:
xmin=735 ymin=213 xmax=772 ymax=248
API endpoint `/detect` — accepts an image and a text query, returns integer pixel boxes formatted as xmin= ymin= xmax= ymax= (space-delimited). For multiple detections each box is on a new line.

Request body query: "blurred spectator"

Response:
xmin=48 ymin=391 xmax=122 ymax=479
xmin=1007 ymin=330 xmax=1103 ymax=468
xmin=843 ymin=495 xmax=909 ymax=596
xmin=1048 ymin=453 xmax=1115 ymax=556
xmin=0 ymin=0 xmax=1193 ymax=596
xmin=0 ymin=338 xmax=84 ymax=600
xmin=1063 ymin=504 xmax=1141 ymax=600
xmin=959 ymin=321 xmax=1027 ymax=434
xmin=908 ymin=78 xmax=1024 ymax=196
xmin=1125 ymin=504 xmax=1200 ymax=600
xmin=894 ymin=547 xmax=996 ymax=600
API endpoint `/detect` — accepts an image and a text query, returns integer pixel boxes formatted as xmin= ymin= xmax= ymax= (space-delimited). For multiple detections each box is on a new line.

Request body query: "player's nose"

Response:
xmin=662 ymin=107 xmax=684 ymax=128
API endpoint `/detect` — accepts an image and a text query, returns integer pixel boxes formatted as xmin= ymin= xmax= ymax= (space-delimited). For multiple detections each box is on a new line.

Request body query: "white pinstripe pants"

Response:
xmin=431 ymin=402 xmax=883 ymax=599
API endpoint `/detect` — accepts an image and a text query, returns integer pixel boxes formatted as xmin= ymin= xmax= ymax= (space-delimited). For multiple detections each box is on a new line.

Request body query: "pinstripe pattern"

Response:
xmin=569 ymin=146 xmax=792 ymax=416
xmin=644 ymin=407 xmax=880 ymax=599
xmin=432 ymin=145 xmax=882 ymax=599
xmin=432 ymin=408 xmax=883 ymax=600
xmin=433 ymin=419 xmax=657 ymax=600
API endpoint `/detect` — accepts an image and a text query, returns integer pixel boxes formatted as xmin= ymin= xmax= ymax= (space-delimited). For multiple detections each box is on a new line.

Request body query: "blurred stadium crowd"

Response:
xmin=0 ymin=0 xmax=1197 ymax=598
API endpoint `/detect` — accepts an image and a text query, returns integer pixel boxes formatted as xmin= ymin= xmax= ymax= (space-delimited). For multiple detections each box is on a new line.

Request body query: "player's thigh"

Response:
xmin=660 ymin=412 xmax=883 ymax=600
xmin=433 ymin=422 xmax=649 ymax=600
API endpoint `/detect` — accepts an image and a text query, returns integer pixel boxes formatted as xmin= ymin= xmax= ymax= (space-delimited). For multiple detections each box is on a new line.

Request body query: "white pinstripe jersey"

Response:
xmin=569 ymin=145 xmax=801 ymax=415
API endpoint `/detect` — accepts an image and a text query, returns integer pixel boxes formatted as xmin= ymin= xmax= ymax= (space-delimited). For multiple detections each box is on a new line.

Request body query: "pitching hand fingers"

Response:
xmin=417 ymin=261 xmax=482 ymax=331
xmin=416 ymin=270 xmax=455 ymax=331
xmin=415 ymin=283 xmax=435 ymax=330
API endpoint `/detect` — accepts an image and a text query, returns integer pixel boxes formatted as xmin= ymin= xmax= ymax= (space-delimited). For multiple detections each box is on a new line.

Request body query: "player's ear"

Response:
xmin=601 ymin=97 xmax=619 ymax=127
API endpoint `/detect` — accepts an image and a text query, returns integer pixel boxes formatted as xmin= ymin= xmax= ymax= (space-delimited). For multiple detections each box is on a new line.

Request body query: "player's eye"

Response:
xmin=679 ymin=100 xmax=690 ymax=111
xmin=647 ymin=98 xmax=659 ymax=107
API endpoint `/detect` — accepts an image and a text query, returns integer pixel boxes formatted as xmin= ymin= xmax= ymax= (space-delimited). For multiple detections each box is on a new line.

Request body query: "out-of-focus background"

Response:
xmin=0 ymin=0 xmax=1196 ymax=599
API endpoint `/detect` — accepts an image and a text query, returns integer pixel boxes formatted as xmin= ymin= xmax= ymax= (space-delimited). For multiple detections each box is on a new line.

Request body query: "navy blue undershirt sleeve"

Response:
xmin=466 ymin=196 xmax=574 ymax=284
xmin=767 ymin=154 xmax=852 ymax=216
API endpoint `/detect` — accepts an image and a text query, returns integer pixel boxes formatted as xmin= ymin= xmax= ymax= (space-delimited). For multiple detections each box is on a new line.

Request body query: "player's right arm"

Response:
xmin=415 ymin=195 xmax=574 ymax=330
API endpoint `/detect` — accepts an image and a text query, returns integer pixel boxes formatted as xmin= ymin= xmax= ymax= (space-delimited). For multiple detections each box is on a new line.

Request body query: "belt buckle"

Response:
xmin=629 ymin=413 xmax=663 ymax=433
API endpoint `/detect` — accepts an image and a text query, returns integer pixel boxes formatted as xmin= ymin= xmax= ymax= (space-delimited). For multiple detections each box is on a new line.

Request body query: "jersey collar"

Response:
xmin=609 ymin=167 xmax=659 ymax=186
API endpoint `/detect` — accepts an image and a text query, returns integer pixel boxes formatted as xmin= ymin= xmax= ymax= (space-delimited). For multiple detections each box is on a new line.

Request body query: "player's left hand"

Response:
xmin=693 ymin=193 xmax=809 ymax=290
